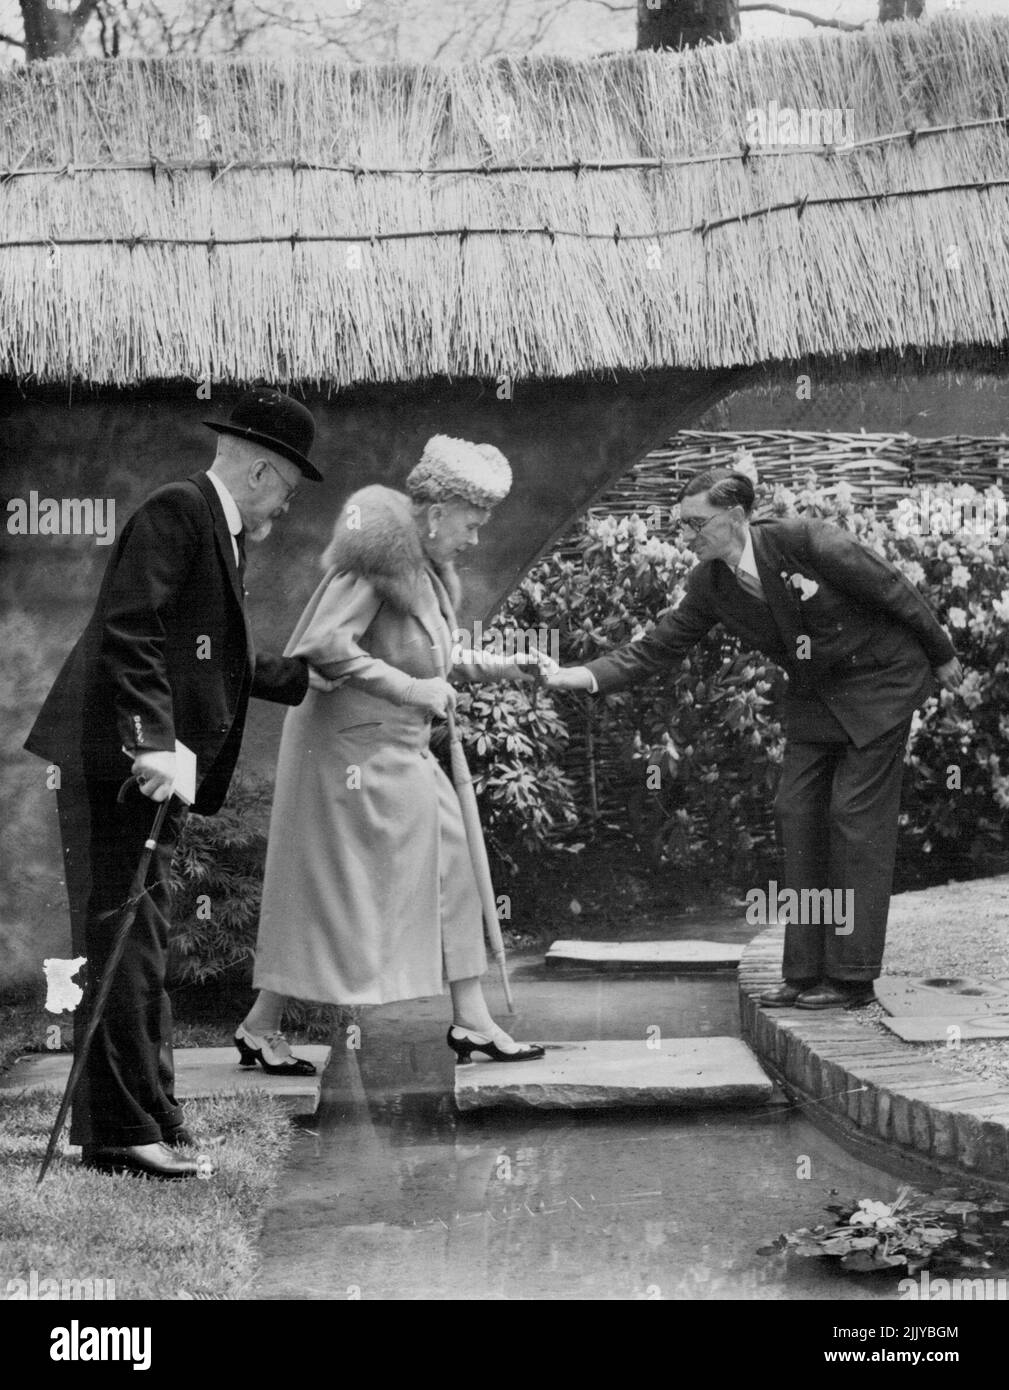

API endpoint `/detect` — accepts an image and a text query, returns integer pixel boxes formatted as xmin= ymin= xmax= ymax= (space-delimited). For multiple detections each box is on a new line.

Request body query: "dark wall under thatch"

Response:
xmin=0 ymin=365 xmax=737 ymax=990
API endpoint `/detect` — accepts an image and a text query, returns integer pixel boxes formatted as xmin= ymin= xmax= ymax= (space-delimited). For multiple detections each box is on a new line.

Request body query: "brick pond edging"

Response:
xmin=740 ymin=926 xmax=1009 ymax=1186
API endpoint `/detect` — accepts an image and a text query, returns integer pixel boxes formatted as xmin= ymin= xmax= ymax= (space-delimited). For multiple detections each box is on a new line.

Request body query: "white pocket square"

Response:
xmin=782 ymin=571 xmax=819 ymax=600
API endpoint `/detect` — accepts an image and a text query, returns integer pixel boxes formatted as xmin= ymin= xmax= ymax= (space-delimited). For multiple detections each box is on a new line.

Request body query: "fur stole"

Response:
xmin=320 ymin=484 xmax=462 ymax=614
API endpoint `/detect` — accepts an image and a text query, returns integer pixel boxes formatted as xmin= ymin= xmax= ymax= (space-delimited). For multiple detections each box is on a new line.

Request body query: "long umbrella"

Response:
xmin=434 ymin=651 xmax=515 ymax=1013
xmin=37 ymin=789 xmax=172 ymax=1184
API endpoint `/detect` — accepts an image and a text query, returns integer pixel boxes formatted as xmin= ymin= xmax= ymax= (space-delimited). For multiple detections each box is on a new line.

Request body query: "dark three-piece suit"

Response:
xmin=25 ymin=472 xmax=308 ymax=1147
xmin=586 ymin=517 xmax=956 ymax=983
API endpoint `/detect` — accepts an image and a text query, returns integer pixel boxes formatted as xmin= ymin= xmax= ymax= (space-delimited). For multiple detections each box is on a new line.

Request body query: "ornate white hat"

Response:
xmin=406 ymin=435 xmax=512 ymax=510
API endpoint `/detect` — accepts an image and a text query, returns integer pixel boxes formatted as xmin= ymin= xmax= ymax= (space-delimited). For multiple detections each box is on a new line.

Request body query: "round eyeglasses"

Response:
xmin=680 ymin=512 xmax=720 ymax=535
xmin=264 ymin=459 xmax=300 ymax=503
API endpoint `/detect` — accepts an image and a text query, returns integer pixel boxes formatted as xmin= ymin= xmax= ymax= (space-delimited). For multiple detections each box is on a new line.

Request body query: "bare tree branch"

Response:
xmin=143 ymin=0 xmax=178 ymax=56
xmin=0 ymin=30 xmax=25 ymax=47
xmin=482 ymin=0 xmax=517 ymax=57
xmin=739 ymin=2 xmax=865 ymax=29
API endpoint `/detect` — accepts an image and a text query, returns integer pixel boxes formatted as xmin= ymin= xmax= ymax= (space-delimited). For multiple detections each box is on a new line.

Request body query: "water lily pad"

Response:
xmin=841 ymin=1250 xmax=906 ymax=1272
xmin=790 ymin=1241 xmax=834 ymax=1258
xmin=921 ymin=1229 xmax=955 ymax=1246
xmin=756 ymin=1236 xmax=787 ymax=1256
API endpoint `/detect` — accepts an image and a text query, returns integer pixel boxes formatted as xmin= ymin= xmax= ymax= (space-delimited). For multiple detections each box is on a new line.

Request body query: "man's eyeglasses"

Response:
xmin=680 ymin=512 xmax=720 ymax=535
xmin=264 ymin=459 xmax=300 ymax=503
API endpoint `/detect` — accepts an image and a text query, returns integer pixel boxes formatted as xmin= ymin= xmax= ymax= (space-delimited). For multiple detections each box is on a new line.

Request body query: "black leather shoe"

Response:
xmin=164 ymin=1127 xmax=226 ymax=1150
xmin=162 ymin=1126 xmax=195 ymax=1148
xmin=81 ymin=1142 xmax=207 ymax=1180
xmin=759 ymin=980 xmax=817 ymax=1007
xmin=234 ymin=1024 xmax=316 ymax=1075
xmin=447 ymin=1025 xmax=545 ymax=1063
xmin=797 ymin=980 xmax=875 ymax=1010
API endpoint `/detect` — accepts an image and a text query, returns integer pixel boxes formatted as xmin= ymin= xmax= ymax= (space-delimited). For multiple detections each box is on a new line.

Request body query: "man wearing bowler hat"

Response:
xmin=26 ymin=388 xmax=328 ymax=1179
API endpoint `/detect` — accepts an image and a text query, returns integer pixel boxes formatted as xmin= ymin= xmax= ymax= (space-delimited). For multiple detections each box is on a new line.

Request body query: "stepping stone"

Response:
xmin=876 ymin=976 xmax=1009 ymax=1019
xmin=881 ymin=1014 xmax=1009 ymax=1043
xmin=545 ymin=940 xmax=743 ymax=972
xmin=0 ymin=1046 xmax=330 ymax=1117
xmin=454 ymin=1038 xmax=772 ymax=1111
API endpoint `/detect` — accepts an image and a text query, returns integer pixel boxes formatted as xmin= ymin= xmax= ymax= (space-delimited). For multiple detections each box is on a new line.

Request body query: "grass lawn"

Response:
xmin=1 ymin=994 xmax=294 ymax=1301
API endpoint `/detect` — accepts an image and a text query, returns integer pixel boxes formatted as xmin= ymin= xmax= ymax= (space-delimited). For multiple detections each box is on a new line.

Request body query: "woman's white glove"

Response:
xmin=401 ymin=677 xmax=457 ymax=718
xmin=308 ymin=666 xmax=341 ymax=693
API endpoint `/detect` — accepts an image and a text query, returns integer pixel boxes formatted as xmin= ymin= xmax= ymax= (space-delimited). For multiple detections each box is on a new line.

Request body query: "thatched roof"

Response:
xmin=2 ymin=14 xmax=1009 ymax=389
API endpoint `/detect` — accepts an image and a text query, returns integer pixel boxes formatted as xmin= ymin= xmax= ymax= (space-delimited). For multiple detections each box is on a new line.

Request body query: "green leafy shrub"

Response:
xmin=863 ymin=480 xmax=1009 ymax=881
xmin=167 ymin=771 xmax=272 ymax=989
xmin=452 ymin=682 xmax=581 ymax=873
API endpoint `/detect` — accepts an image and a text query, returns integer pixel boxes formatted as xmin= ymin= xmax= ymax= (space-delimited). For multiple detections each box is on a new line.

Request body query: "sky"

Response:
xmin=2 ymin=0 xmax=1009 ymax=65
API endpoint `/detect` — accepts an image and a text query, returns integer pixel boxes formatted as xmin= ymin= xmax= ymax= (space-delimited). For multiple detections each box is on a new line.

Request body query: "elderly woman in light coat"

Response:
xmin=235 ymin=438 xmax=547 ymax=1071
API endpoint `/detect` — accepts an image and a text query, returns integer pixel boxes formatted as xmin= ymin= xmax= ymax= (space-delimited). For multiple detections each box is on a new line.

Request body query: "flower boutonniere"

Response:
xmin=781 ymin=570 xmax=819 ymax=601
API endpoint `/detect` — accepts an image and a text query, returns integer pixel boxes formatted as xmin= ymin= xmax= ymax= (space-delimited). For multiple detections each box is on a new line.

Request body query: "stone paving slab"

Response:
xmin=882 ymin=1014 xmax=1009 ymax=1042
xmin=454 ymin=1037 xmax=772 ymax=1111
xmin=545 ymin=940 xmax=743 ymax=971
xmin=0 ymin=1047 xmax=331 ymax=1116
xmin=876 ymin=976 xmax=1009 ymax=1018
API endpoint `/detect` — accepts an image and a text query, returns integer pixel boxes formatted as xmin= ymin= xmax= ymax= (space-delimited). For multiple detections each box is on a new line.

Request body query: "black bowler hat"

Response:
xmin=205 ymin=388 xmax=322 ymax=482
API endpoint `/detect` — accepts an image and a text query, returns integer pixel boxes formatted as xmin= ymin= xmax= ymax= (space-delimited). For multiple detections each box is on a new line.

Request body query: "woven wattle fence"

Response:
xmin=586 ymin=429 xmax=1009 ymax=525
xmin=550 ymin=429 xmax=1009 ymax=855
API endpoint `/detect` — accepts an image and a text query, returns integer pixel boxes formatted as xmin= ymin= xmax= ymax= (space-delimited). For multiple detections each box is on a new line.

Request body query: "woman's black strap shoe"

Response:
xmin=234 ymin=1024 xmax=317 ymax=1075
xmin=447 ymin=1024 xmax=545 ymax=1064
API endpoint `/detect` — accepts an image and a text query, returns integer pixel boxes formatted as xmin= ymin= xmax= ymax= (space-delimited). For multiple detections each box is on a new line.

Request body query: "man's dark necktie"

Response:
xmin=735 ymin=563 xmax=767 ymax=604
xmin=236 ymin=529 xmax=247 ymax=592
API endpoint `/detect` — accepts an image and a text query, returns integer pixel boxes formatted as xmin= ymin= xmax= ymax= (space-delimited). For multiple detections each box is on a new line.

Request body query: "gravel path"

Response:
xmin=851 ymin=875 xmax=1009 ymax=1086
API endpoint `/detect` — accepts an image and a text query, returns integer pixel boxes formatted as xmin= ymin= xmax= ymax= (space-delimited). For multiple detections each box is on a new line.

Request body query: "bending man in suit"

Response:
xmin=25 ymin=388 xmax=327 ymax=1178
xmin=546 ymin=466 xmax=962 ymax=1010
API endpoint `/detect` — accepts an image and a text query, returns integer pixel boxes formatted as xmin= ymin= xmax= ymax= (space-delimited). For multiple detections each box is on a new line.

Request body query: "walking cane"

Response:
xmin=433 ymin=650 xmax=515 ymax=1014
xmin=37 ymin=784 xmax=172 ymax=1185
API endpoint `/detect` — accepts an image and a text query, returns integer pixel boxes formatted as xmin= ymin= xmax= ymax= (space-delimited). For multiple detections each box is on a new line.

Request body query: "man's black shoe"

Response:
xmin=81 ymin=1142 xmax=207 ymax=1179
xmin=797 ymin=980 xmax=875 ymax=1010
xmin=163 ymin=1127 xmax=226 ymax=1150
xmin=759 ymin=980 xmax=817 ymax=1007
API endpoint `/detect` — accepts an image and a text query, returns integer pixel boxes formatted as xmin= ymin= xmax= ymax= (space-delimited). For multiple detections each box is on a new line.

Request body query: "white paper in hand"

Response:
xmin=173 ymin=739 xmax=197 ymax=805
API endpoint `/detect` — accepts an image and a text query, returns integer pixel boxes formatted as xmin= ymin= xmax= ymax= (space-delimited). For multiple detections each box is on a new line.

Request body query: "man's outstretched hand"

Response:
xmin=513 ymin=650 xmax=560 ymax=681
xmin=543 ymin=665 xmax=595 ymax=692
xmin=935 ymin=657 xmax=964 ymax=692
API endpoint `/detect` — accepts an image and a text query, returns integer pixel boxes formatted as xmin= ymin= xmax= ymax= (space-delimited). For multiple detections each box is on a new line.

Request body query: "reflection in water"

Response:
xmin=263 ymin=1083 xmax=920 ymax=1300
